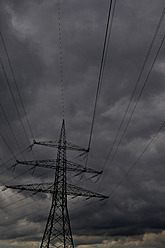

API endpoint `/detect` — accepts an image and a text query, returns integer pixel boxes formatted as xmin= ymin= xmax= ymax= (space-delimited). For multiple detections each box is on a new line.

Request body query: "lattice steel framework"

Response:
xmin=6 ymin=120 xmax=108 ymax=247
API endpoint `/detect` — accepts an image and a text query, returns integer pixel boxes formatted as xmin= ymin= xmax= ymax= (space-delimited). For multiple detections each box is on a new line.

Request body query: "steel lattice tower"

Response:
xmin=6 ymin=120 xmax=108 ymax=247
xmin=40 ymin=119 xmax=73 ymax=247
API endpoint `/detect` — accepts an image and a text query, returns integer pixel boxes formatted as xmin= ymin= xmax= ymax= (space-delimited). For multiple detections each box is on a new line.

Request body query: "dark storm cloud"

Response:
xmin=0 ymin=0 xmax=165 ymax=247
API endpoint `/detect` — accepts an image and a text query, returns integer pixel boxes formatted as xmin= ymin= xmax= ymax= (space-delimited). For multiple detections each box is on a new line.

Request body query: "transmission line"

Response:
xmin=0 ymin=161 xmax=56 ymax=203
xmin=0 ymin=192 xmax=34 ymax=211
xmin=108 ymin=120 xmax=165 ymax=198
xmin=101 ymin=7 xmax=165 ymax=173
xmin=0 ymin=209 xmax=47 ymax=234
xmin=0 ymin=197 xmax=83 ymax=230
xmin=0 ymin=31 xmax=37 ymax=167
xmin=0 ymin=30 xmax=35 ymax=141
xmin=0 ymin=142 xmax=41 ymax=189
xmin=0 ymin=121 xmax=63 ymax=187
xmin=0 ymin=183 xmax=100 ymax=234
xmin=0 ymin=203 xmax=48 ymax=228
xmin=0 ymin=56 xmax=40 ymax=184
xmin=0 ymin=118 xmax=58 ymax=177
xmin=0 ymin=102 xmax=27 ymax=162
xmin=0 ymin=144 xmax=29 ymax=178
xmin=87 ymin=0 xmax=116 ymax=154
xmin=0 ymin=57 xmax=31 ymax=149
xmin=1 ymin=198 xmax=37 ymax=216
xmin=57 ymin=0 xmax=65 ymax=119
xmin=0 ymin=163 xmax=92 ymax=215
xmin=0 ymin=138 xmax=16 ymax=167
xmin=98 ymin=30 xmax=165 ymax=191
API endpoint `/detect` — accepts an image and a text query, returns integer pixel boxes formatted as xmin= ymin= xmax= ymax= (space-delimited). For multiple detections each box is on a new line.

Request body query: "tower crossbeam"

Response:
xmin=6 ymin=182 xmax=108 ymax=200
xmin=13 ymin=159 xmax=102 ymax=176
xmin=32 ymin=140 xmax=89 ymax=152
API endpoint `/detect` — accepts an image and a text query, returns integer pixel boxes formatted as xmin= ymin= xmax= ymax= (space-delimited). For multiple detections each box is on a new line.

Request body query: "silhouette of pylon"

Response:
xmin=40 ymin=119 xmax=74 ymax=247
xmin=6 ymin=119 xmax=108 ymax=247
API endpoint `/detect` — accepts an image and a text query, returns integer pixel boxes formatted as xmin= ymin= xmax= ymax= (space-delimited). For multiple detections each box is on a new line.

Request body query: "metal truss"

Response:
xmin=13 ymin=159 xmax=103 ymax=176
xmin=6 ymin=182 xmax=108 ymax=200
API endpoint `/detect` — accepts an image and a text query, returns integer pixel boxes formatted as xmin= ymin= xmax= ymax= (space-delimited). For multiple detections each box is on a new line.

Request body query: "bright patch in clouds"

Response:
xmin=76 ymin=231 xmax=165 ymax=248
xmin=155 ymin=60 xmax=165 ymax=74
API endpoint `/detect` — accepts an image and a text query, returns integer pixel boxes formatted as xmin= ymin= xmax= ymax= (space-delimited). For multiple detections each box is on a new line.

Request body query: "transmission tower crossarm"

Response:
xmin=66 ymin=141 xmax=89 ymax=152
xmin=6 ymin=182 xmax=109 ymax=200
xmin=14 ymin=159 xmax=102 ymax=175
xmin=15 ymin=159 xmax=56 ymax=169
xmin=5 ymin=182 xmax=54 ymax=194
xmin=67 ymin=160 xmax=102 ymax=175
xmin=31 ymin=139 xmax=89 ymax=152
xmin=68 ymin=184 xmax=109 ymax=200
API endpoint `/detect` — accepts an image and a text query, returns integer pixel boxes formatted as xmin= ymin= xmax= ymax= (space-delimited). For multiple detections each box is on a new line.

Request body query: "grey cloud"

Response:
xmin=0 ymin=0 xmax=165 ymax=247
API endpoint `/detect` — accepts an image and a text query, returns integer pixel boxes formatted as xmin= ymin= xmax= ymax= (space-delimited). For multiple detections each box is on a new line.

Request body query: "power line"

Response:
xmin=0 ymin=54 xmax=40 ymax=185
xmin=0 ymin=102 xmax=26 ymax=162
xmin=57 ymin=0 xmax=65 ymax=119
xmin=0 ymin=157 xmax=98 ymax=203
xmin=108 ymin=120 xmax=165 ymax=197
xmin=0 ymin=117 xmax=59 ymax=177
xmin=0 ymin=164 xmax=86 ymax=212
xmin=0 ymin=157 xmax=53 ymax=196
xmin=0 ymin=145 xmax=43 ymax=192
xmin=0 ymin=162 xmax=55 ymax=203
xmin=0 ymin=30 xmax=37 ymax=166
xmin=0 ymin=56 xmax=31 ymax=148
xmin=98 ymin=32 xmax=165 ymax=190
xmin=0 ymin=210 xmax=47 ymax=234
xmin=0 ymin=120 xmax=62 ymax=184
xmin=0 ymin=202 xmax=48 ymax=228
xmin=87 ymin=0 xmax=116 ymax=153
xmin=0 ymin=132 xmax=38 ymax=187
xmin=0 ymin=131 xmax=17 ymax=164
xmin=0 ymin=143 xmax=29 ymax=177
xmin=101 ymin=7 xmax=165 ymax=173
xmin=0 ymin=196 xmax=85 ymax=231
xmin=0 ymin=30 xmax=35 ymax=141
xmin=0 ymin=192 xmax=34 ymax=211
xmin=100 ymin=0 xmax=117 ymax=88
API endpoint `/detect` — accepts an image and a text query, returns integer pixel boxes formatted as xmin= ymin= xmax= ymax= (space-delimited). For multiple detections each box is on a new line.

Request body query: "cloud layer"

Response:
xmin=0 ymin=0 xmax=165 ymax=247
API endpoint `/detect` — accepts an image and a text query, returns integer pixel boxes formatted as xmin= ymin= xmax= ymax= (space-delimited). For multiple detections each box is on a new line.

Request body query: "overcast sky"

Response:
xmin=0 ymin=0 xmax=165 ymax=247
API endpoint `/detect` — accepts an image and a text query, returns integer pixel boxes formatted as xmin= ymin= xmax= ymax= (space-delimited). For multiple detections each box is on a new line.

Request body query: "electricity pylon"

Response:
xmin=6 ymin=119 xmax=108 ymax=247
